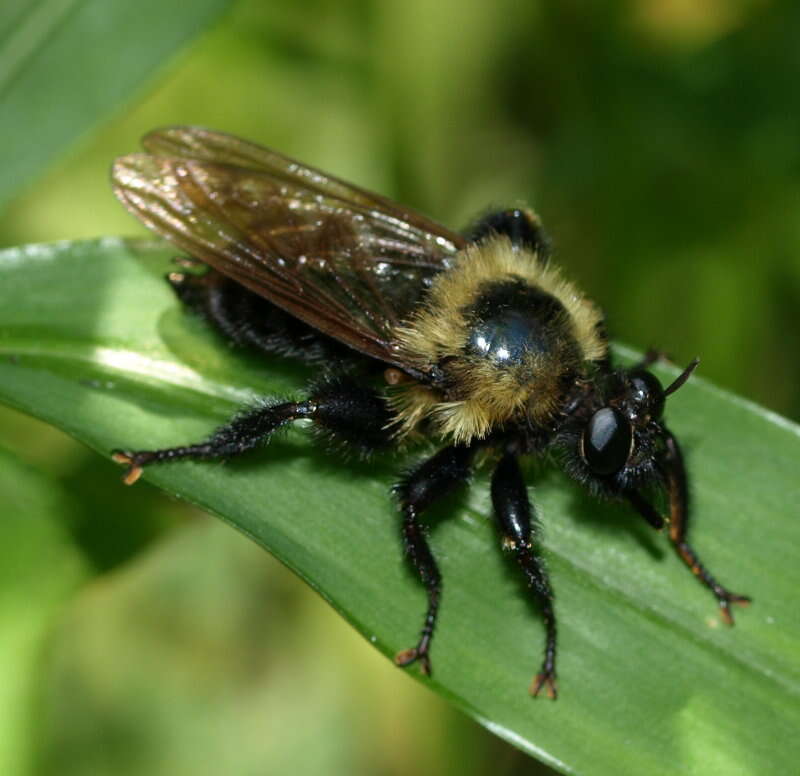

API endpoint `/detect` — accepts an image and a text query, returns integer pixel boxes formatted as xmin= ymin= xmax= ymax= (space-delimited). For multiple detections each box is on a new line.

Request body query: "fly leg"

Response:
xmin=167 ymin=266 xmax=353 ymax=364
xmin=393 ymin=445 xmax=475 ymax=676
xmin=112 ymin=375 xmax=393 ymax=484
xmin=631 ymin=348 xmax=666 ymax=371
xmin=628 ymin=431 xmax=751 ymax=623
xmin=661 ymin=431 xmax=751 ymax=623
xmin=491 ymin=453 xmax=558 ymax=699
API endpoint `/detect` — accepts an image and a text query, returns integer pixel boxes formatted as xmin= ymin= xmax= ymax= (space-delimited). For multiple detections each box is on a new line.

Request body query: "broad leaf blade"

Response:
xmin=0 ymin=0 xmax=234 ymax=210
xmin=0 ymin=239 xmax=798 ymax=775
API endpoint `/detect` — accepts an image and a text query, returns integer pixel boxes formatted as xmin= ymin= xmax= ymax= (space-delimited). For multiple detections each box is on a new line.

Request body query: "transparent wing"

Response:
xmin=112 ymin=127 xmax=465 ymax=365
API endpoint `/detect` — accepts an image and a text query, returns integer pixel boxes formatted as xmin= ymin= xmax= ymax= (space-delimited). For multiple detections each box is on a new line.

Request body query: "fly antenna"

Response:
xmin=664 ymin=357 xmax=700 ymax=397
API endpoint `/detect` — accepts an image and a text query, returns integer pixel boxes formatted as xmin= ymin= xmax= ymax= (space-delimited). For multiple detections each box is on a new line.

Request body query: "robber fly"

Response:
xmin=111 ymin=127 xmax=750 ymax=698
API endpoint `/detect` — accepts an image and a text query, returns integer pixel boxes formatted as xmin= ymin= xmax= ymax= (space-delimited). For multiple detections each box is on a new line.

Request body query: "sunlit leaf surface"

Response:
xmin=0 ymin=239 xmax=798 ymax=775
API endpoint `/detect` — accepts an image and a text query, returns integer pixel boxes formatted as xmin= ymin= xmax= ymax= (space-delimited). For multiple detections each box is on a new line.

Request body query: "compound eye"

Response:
xmin=581 ymin=408 xmax=633 ymax=476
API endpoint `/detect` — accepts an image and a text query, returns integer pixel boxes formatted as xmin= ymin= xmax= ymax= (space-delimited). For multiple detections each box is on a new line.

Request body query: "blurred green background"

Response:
xmin=1 ymin=0 xmax=798 ymax=774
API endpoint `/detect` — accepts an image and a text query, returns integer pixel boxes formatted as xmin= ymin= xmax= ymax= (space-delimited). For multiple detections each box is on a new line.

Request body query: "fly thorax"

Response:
xmin=434 ymin=278 xmax=583 ymax=433
xmin=390 ymin=237 xmax=606 ymax=444
xmin=464 ymin=280 xmax=569 ymax=366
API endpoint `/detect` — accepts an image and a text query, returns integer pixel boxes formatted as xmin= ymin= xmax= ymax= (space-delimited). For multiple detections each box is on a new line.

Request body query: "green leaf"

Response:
xmin=0 ymin=0 xmax=234 ymax=210
xmin=0 ymin=444 xmax=88 ymax=775
xmin=1 ymin=238 xmax=798 ymax=775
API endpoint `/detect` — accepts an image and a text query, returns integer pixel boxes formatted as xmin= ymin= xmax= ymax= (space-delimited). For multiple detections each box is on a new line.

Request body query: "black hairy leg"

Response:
xmin=167 ymin=266 xmax=357 ymax=366
xmin=491 ymin=453 xmax=558 ymax=699
xmin=112 ymin=375 xmax=393 ymax=484
xmin=393 ymin=445 xmax=475 ymax=676
xmin=466 ymin=207 xmax=551 ymax=261
xmin=631 ymin=348 xmax=666 ymax=372
xmin=627 ymin=432 xmax=751 ymax=623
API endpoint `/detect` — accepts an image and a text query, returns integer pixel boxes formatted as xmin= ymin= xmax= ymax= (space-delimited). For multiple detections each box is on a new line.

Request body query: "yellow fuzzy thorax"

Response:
xmin=390 ymin=235 xmax=607 ymax=444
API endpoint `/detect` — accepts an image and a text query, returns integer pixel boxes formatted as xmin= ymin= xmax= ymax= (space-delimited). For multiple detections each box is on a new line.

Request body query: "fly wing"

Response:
xmin=112 ymin=127 xmax=465 ymax=366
